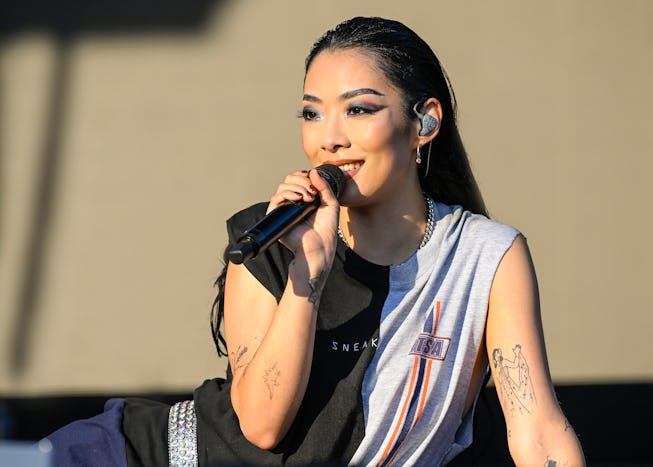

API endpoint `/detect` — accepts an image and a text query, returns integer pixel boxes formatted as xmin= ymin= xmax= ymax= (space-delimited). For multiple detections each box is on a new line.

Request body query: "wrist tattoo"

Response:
xmin=307 ymin=270 xmax=327 ymax=308
xmin=545 ymin=457 xmax=568 ymax=467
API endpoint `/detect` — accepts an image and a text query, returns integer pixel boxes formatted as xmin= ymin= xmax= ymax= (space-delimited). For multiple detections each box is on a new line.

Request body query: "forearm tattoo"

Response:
xmin=263 ymin=362 xmax=281 ymax=400
xmin=229 ymin=345 xmax=249 ymax=374
xmin=492 ymin=344 xmax=537 ymax=415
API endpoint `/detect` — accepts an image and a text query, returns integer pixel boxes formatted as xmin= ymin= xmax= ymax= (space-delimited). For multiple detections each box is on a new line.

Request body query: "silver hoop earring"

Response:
xmin=416 ymin=145 xmax=422 ymax=164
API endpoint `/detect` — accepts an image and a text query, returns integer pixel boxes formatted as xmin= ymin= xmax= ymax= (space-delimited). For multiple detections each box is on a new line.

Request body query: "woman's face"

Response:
xmin=300 ymin=49 xmax=420 ymax=207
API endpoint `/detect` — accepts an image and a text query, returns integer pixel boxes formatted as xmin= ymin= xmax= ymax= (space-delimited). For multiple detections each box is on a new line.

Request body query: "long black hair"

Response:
xmin=211 ymin=17 xmax=487 ymax=357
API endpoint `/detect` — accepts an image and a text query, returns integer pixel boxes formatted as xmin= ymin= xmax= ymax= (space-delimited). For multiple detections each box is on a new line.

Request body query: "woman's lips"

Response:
xmin=337 ymin=161 xmax=362 ymax=179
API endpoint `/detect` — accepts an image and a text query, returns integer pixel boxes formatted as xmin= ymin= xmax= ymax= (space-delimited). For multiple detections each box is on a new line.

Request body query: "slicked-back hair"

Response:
xmin=305 ymin=16 xmax=487 ymax=216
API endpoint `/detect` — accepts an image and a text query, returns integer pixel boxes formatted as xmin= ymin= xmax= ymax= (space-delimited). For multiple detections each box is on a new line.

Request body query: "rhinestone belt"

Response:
xmin=168 ymin=400 xmax=198 ymax=467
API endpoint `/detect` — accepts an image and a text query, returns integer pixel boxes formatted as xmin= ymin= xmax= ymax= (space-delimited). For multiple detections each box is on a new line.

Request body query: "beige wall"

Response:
xmin=2 ymin=0 xmax=652 ymax=395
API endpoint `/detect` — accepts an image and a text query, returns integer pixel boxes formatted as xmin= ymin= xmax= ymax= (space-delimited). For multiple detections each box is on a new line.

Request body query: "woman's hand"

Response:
xmin=268 ymin=168 xmax=341 ymax=283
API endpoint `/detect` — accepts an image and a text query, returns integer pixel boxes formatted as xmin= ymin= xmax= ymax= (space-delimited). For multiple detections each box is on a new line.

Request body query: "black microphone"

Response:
xmin=227 ymin=164 xmax=346 ymax=265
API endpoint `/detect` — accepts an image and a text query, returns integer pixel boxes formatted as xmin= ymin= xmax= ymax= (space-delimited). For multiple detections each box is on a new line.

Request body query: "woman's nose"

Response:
xmin=321 ymin=116 xmax=350 ymax=152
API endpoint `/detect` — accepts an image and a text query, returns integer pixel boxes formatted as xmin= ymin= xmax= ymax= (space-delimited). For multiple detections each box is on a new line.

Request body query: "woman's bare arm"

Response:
xmin=223 ymin=169 xmax=339 ymax=449
xmin=486 ymin=235 xmax=585 ymax=466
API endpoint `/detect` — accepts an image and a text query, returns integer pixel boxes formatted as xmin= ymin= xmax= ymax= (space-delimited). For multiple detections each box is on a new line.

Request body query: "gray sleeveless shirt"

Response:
xmin=349 ymin=202 xmax=518 ymax=466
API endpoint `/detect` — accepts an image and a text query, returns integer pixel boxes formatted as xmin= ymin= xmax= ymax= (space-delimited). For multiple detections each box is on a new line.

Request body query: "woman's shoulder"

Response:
xmin=435 ymin=202 xmax=521 ymax=249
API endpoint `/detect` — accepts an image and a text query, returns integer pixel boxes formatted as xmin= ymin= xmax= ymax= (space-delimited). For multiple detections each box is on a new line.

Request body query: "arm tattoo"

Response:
xmin=307 ymin=269 xmax=327 ymax=308
xmin=263 ymin=362 xmax=281 ymax=400
xmin=545 ymin=457 xmax=569 ymax=466
xmin=229 ymin=345 xmax=249 ymax=373
xmin=564 ymin=417 xmax=572 ymax=432
xmin=492 ymin=344 xmax=537 ymax=415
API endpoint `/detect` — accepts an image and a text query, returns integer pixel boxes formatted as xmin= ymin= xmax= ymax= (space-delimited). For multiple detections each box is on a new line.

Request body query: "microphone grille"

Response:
xmin=315 ymin=164 xmax=346 ymax=199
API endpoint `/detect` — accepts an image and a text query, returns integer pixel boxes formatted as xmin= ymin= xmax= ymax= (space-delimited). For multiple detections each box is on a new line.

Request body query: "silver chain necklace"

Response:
xmin=337 ymin=193 xmax=435 ymax=250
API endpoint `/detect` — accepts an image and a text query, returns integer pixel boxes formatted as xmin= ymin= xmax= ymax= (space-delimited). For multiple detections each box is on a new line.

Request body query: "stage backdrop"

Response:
xmin=1 ymin=0 xmax=652 ymax=395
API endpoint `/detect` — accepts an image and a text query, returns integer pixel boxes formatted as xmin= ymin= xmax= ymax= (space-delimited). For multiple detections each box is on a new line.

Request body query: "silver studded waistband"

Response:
xmin=168 ymin=400 xmax=198 ymax=467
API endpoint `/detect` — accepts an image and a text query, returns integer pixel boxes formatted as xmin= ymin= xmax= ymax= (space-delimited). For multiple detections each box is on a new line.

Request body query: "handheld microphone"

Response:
xmin=227 ymin=164 xmax=346 ymax=265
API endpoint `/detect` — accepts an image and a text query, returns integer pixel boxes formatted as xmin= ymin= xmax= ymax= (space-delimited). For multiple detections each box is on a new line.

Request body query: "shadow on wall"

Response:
xmin=0 ymin=0 xmax=230 ymax=377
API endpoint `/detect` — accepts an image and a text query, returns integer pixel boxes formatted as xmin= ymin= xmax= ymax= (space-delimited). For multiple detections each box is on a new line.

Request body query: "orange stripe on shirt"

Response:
xmin=432 ymin=300 xmax=441 ymax=334
xmin=376 ymin=356 xmax=420 ymax=466
xmin=408 ymin=301 xmax=440 ymax=446
xmin=411 ymin=301 xmax=438 ymax=425
xmin=377 ymin=301 xmax=441 ymax=465
xmin=386 ymin=358 xmax=433 ymax=466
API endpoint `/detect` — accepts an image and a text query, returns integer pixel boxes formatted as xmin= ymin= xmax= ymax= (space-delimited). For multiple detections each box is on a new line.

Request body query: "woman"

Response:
xmin=206 ymin=15 xmax=584 ymax=466
xmin=48 ymin=16 xmax=584 ymax=466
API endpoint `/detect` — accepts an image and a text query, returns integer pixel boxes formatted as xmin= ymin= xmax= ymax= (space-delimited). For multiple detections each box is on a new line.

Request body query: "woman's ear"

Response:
xmin=413 ymin=97 xmax=443 ymax=145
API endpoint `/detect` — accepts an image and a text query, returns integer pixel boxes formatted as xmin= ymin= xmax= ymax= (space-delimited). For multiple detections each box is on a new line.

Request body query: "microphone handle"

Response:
xmin=227 ymin=197 xmax=320 ymax=264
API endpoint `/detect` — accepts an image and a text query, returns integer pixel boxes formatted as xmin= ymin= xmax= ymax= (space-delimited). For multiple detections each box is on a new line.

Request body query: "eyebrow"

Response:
xmin=302 ymin=88 xmax=385 ymax=103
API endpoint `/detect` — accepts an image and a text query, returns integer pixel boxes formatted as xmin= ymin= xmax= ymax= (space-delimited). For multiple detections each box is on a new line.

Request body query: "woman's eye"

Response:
xmin=346 ymin=104 xmax=383 ymax=117
xmin=298 ymin=108 xmax=320 ymax=121
xmin=347 ymin=105 xmax=369 ymax=116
